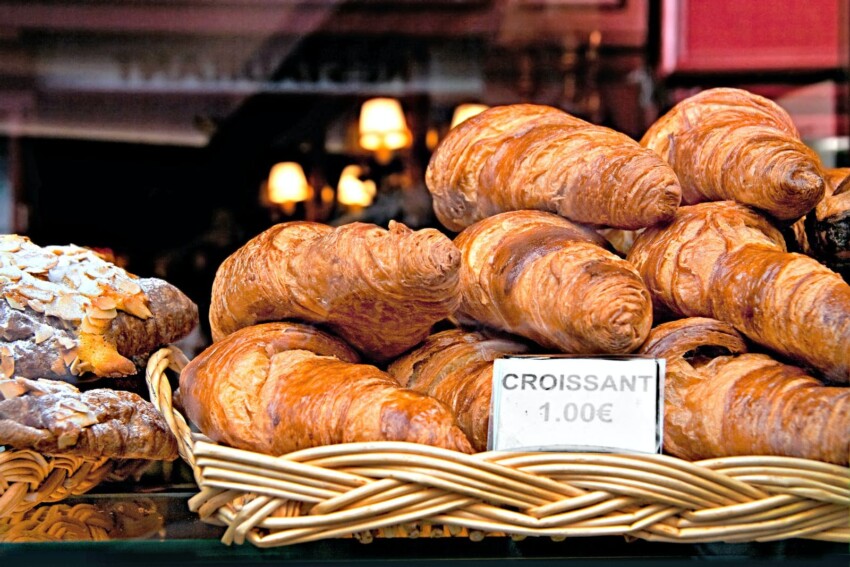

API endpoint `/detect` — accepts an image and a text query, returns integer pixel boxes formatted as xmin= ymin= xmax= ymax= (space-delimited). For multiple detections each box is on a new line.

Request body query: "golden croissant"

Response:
xmin=209 ymin=220 xmax=460 ymax=363
xmin=426 ymin=103 xmax=681 ymax=231
xmin=641 ymin=87 xmax=825 ymax=220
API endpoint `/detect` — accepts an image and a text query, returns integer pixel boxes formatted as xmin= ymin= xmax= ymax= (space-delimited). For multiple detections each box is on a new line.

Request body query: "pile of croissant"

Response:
xmin=182 ymin=88 xmax=849 ymax=466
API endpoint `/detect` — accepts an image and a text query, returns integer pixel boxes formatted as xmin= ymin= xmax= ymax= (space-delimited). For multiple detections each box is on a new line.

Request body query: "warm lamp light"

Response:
xmin=268 ymin=161 xmax=310 ymax=215
xmin=450 ymin=103 xmax=489 ymax=129
xmin=337 ymin=165 xmax=377 ymax=208
xmin=359 ymin=97 xmax=411 ymax=164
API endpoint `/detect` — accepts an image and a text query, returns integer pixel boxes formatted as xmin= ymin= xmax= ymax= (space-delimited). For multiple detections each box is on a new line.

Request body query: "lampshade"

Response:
xmin=450 ymin=103 xmax=489 ymax=129
xmin=267 ymin=162 xmax=310 ymax=215
xmin=337 ymin=165 xmax=376 ymax=208
xmin=359 ymin=98 xmax=412 ymax=156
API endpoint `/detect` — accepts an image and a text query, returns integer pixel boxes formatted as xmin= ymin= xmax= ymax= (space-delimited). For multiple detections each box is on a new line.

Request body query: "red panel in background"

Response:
xmin=660 ymin=0 xmax=849 ymax=75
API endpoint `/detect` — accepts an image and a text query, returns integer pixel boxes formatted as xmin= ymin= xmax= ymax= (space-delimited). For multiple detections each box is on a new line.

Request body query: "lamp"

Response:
xmin=337 ymin=165 xmax=377 ymax=211
xmin=267 ymin=161 xmax=310 ymax=215
xmin=450 ymin=103 xmax=489 ymax=129
xmin=359 ymin=97 xmax=412 ymax=164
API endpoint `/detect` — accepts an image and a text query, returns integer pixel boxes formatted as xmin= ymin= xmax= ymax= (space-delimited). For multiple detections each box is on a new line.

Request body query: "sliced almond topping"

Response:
xmin=59 ymin=399 xmax=98 ymax=424
xmin=87 ymin=306 xmax=118 ymax=320
xmin=122 ymin=294 xmax=153 ymax=319
xmin=91 ymin=295 xmax=118 ymax=311
xmin=17 ymin=283 xmax=54 ymax=302
xmin=85 ymin=264 xmax=113 ymax=279
xmin=45 ymin=293 xmax=87 ymax=322
xmin=76 ymin=276 xmax=102 ymax=297
xmin=0 ymin=380 xmax=27 ymax=399
xmin=0 ymin=237 xmax=23 ymax=253
xmin=26 ymin=298 xmax=46 ymax=313
xmin=0 ymin=265 xmax=22 ymax=281
xmin=4 ymin=294 xmax=25 ymax=310
xmin=63 ymin=269 xmax=82 ymax=289
xmin=115 ymin=278 xmax=143 ymax=296
xmin=17 ymin=251 xmax=59 ymax=274
xmin=34 ymin=324 xmax=54 ymax=344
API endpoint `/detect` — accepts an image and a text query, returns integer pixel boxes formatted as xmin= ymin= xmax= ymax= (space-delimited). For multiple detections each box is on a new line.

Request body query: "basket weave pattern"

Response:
xmin=0 ymin=448 xmax=151 ymax=519
xmin=0 ymin=497 xmax=164 ymax=542
xmin=145 ymin=347 xmax=850 ymax=548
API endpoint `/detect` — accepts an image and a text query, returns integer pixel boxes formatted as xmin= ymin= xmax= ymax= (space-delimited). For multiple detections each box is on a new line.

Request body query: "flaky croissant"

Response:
xmin=426 ymin=103 xmax=681 ymax=231
xmin=179 ymin=322 xmax=473 ymax=455
xmin=639 ymin=317 xmax=849 ymax=465
xmin=208 ymin=220 xmax=460 ymax=363
xmin=641 ymin=87 xmax=825 ymax=220
xmin=454 ymin=210 xmax=652 ymax=354
xmin=387 ymin=327 xmax=531 ymax=452
xmin=627 ymin=201 xmax=850 ymax=383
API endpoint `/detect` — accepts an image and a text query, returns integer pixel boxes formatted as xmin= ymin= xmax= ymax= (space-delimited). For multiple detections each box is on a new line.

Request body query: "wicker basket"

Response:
xmin=0 ymin=447 xmax=152 ymax=519
xmin=0 ymin=497 xmax=164 ymax=542
xmin=145 ymin=346 xmax=850 ymax=548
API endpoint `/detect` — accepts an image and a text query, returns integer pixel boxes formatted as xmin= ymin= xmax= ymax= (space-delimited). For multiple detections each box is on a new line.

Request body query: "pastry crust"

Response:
xmin=208 ymin=220 xmax=460 ymax=363
xmin=454 ymin=210 xmax=653 ymax=354
xmin=627 ymin=201 xmax=850 ymax=382
xmin=641 ymin=87 xmax=825 ymax=220
xmin=426 ymin=103 xmax=681 ymax=231
xmin=0 ymin=377 xmax=178 ymax=460
xmin=179 ymin=322 xmax=474 ymax=455
xmin=640 ymin=317 xmax=850 ymax=465
xmin=388 ymin=327 xmax=530 ymax=451
xmin=0 ymin=235 xmax=198 ymax=381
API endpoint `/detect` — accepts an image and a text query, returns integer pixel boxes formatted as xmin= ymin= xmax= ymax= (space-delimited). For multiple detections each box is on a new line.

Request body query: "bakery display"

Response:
xmin=7 ymin=84 xmax=844 ymax=548
xmin=179 ymin=322 xmax=474 ymax=455
xmin=454 ymin=210 xmax=653 ymax=354
xmin=208 ymin=220 xmax=460 ymax=363
xmin=0 ymin=235 xmax=199 ymax=382
xmin=425 ymin=103 xmax=682 ymax=231
xmin=627 ymin=201 xmax=850 ymax=383
xmin=641 ymin=87 xmax=826 ymax=221
xmin=640 ymin=317 xmax=849 ymax=465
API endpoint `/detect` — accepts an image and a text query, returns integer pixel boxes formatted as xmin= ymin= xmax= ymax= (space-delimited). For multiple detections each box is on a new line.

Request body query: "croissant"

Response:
xmin=454 ymin=210 xmax=652 ymax=354
xmin=387 ymin=327 xmax=531 ymax=451
xmin=0 ymin=376 xmax=177 ymax=461
xmin=208 ymin=220 xmax=460 ymax=363
xmin=639 ymin=317 xmax=850 ymax=465
xmin=426 ymin=103 xmax=681 ymax=231
xmin=179 ymin=322 xmax=473 ymax=455
xmin=802 ymin=167 xmax=850 ymax=279
xmin=627 ymin=201 xmax=850 ymax=382
xmin=0 ymin=235 xmax=198 ymax=381
xmin=640 ymin=87 xmax=825 ymax=220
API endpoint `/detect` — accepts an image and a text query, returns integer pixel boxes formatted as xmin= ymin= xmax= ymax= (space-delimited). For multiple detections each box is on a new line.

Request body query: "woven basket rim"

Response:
xmin=144 ymin=346 xmax=850 ymax=548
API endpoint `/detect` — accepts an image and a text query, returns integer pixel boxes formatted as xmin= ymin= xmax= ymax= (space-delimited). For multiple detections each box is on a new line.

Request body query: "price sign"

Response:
xmin=488 ymin=356 xmax=665 ymax=454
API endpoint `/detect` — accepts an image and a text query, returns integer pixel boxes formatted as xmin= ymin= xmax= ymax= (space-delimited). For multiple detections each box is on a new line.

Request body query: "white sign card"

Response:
xmin=488 ymin=356 xmax=665 ymax=454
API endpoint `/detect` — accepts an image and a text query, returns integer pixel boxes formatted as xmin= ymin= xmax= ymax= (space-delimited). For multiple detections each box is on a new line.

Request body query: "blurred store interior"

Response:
xmin=0 ymin=0 xmax=848 ymax=346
